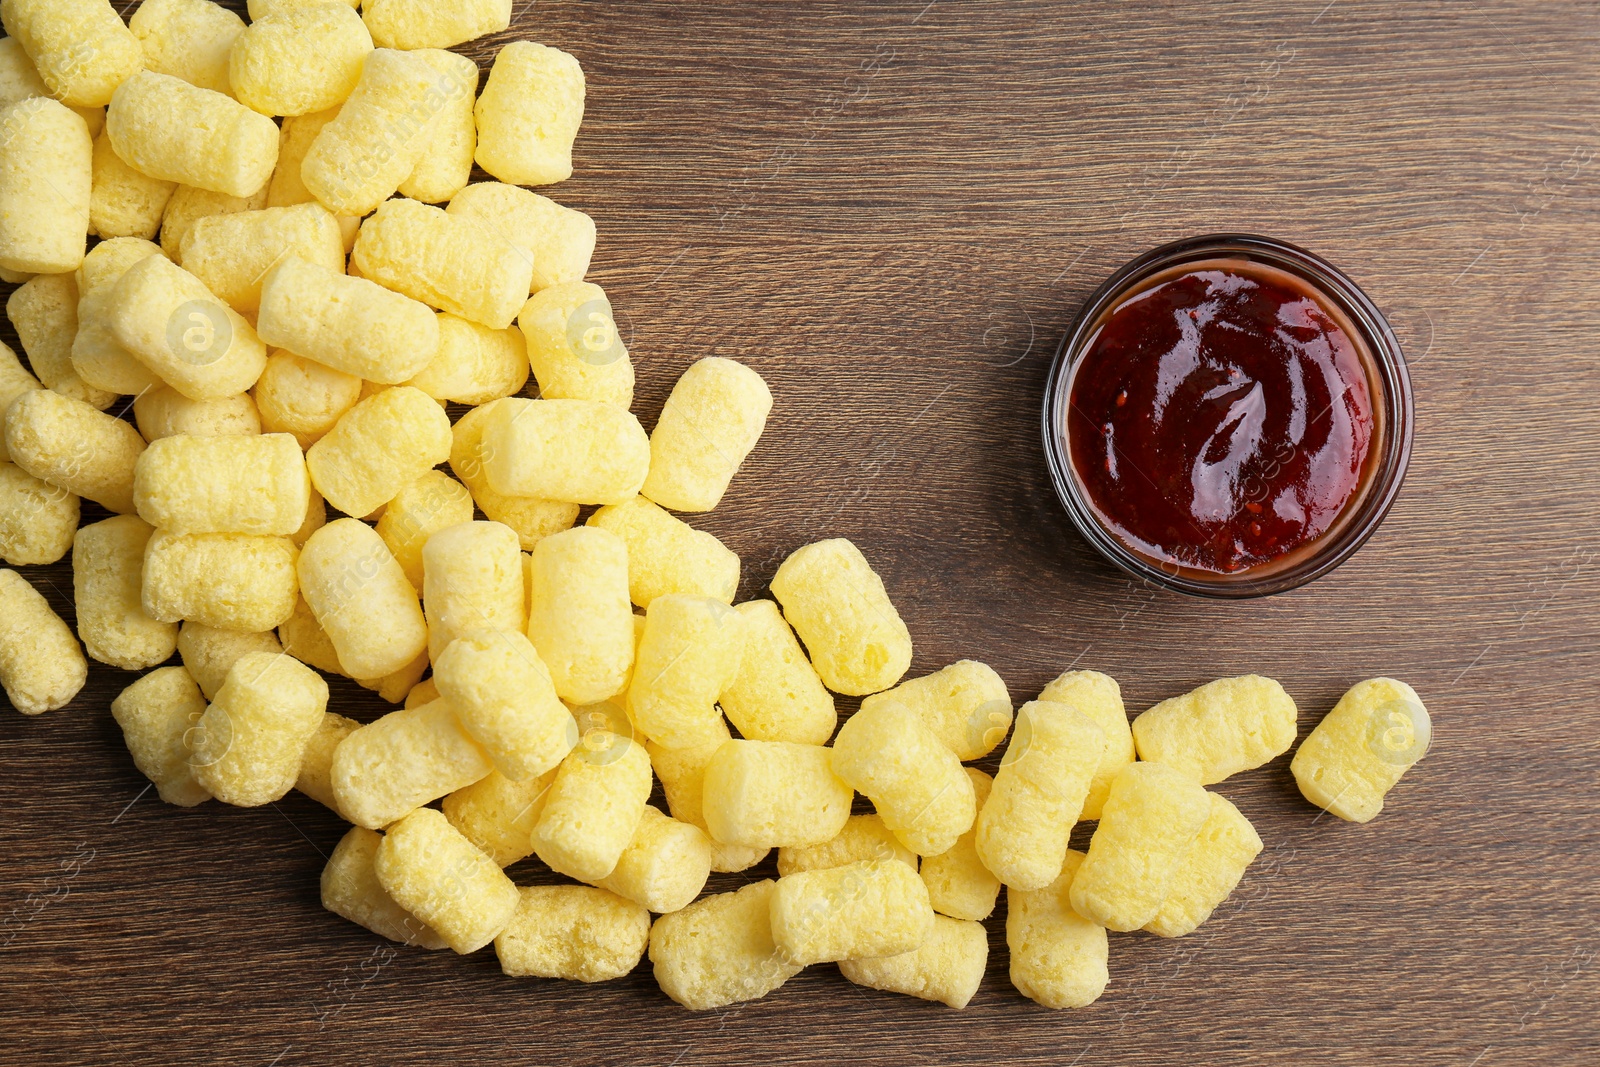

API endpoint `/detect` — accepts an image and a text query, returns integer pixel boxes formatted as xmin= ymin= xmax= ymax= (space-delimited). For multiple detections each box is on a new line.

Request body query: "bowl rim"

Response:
xmin=1040 ymin=233 xmax=1415 ymax=599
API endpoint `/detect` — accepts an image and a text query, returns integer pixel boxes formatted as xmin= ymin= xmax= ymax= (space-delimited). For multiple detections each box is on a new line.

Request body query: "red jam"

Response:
xmin=1067 ymin=260 xmax=1375 ymax=574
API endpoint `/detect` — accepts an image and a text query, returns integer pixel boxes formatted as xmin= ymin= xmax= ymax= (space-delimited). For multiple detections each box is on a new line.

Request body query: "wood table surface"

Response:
xmin=3 ymin=1 xmax=1597 ymax=1064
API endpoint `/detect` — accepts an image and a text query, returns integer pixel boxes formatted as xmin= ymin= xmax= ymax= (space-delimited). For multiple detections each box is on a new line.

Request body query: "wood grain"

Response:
xmin=3 ymin=1 xmax=1598 ymax=1064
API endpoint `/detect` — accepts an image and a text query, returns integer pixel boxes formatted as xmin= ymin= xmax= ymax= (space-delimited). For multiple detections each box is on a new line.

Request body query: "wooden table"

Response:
xmin=3 ymin=2 xmax=1596 ymax=1064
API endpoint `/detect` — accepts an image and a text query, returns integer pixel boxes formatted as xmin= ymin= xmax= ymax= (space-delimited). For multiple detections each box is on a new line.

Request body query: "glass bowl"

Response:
xmin=1041 ymin=233 xmax=1414 ymax=598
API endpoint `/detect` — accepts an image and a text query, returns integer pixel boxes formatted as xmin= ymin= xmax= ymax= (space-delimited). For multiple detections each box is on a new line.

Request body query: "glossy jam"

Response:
xmin=1066 ymin=260 xmax=1375 ymax=574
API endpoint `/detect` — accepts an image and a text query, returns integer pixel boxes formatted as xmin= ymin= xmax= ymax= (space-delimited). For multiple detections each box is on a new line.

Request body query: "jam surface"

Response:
xmin=1067 ymin=261 xmax=1374 ymax=573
